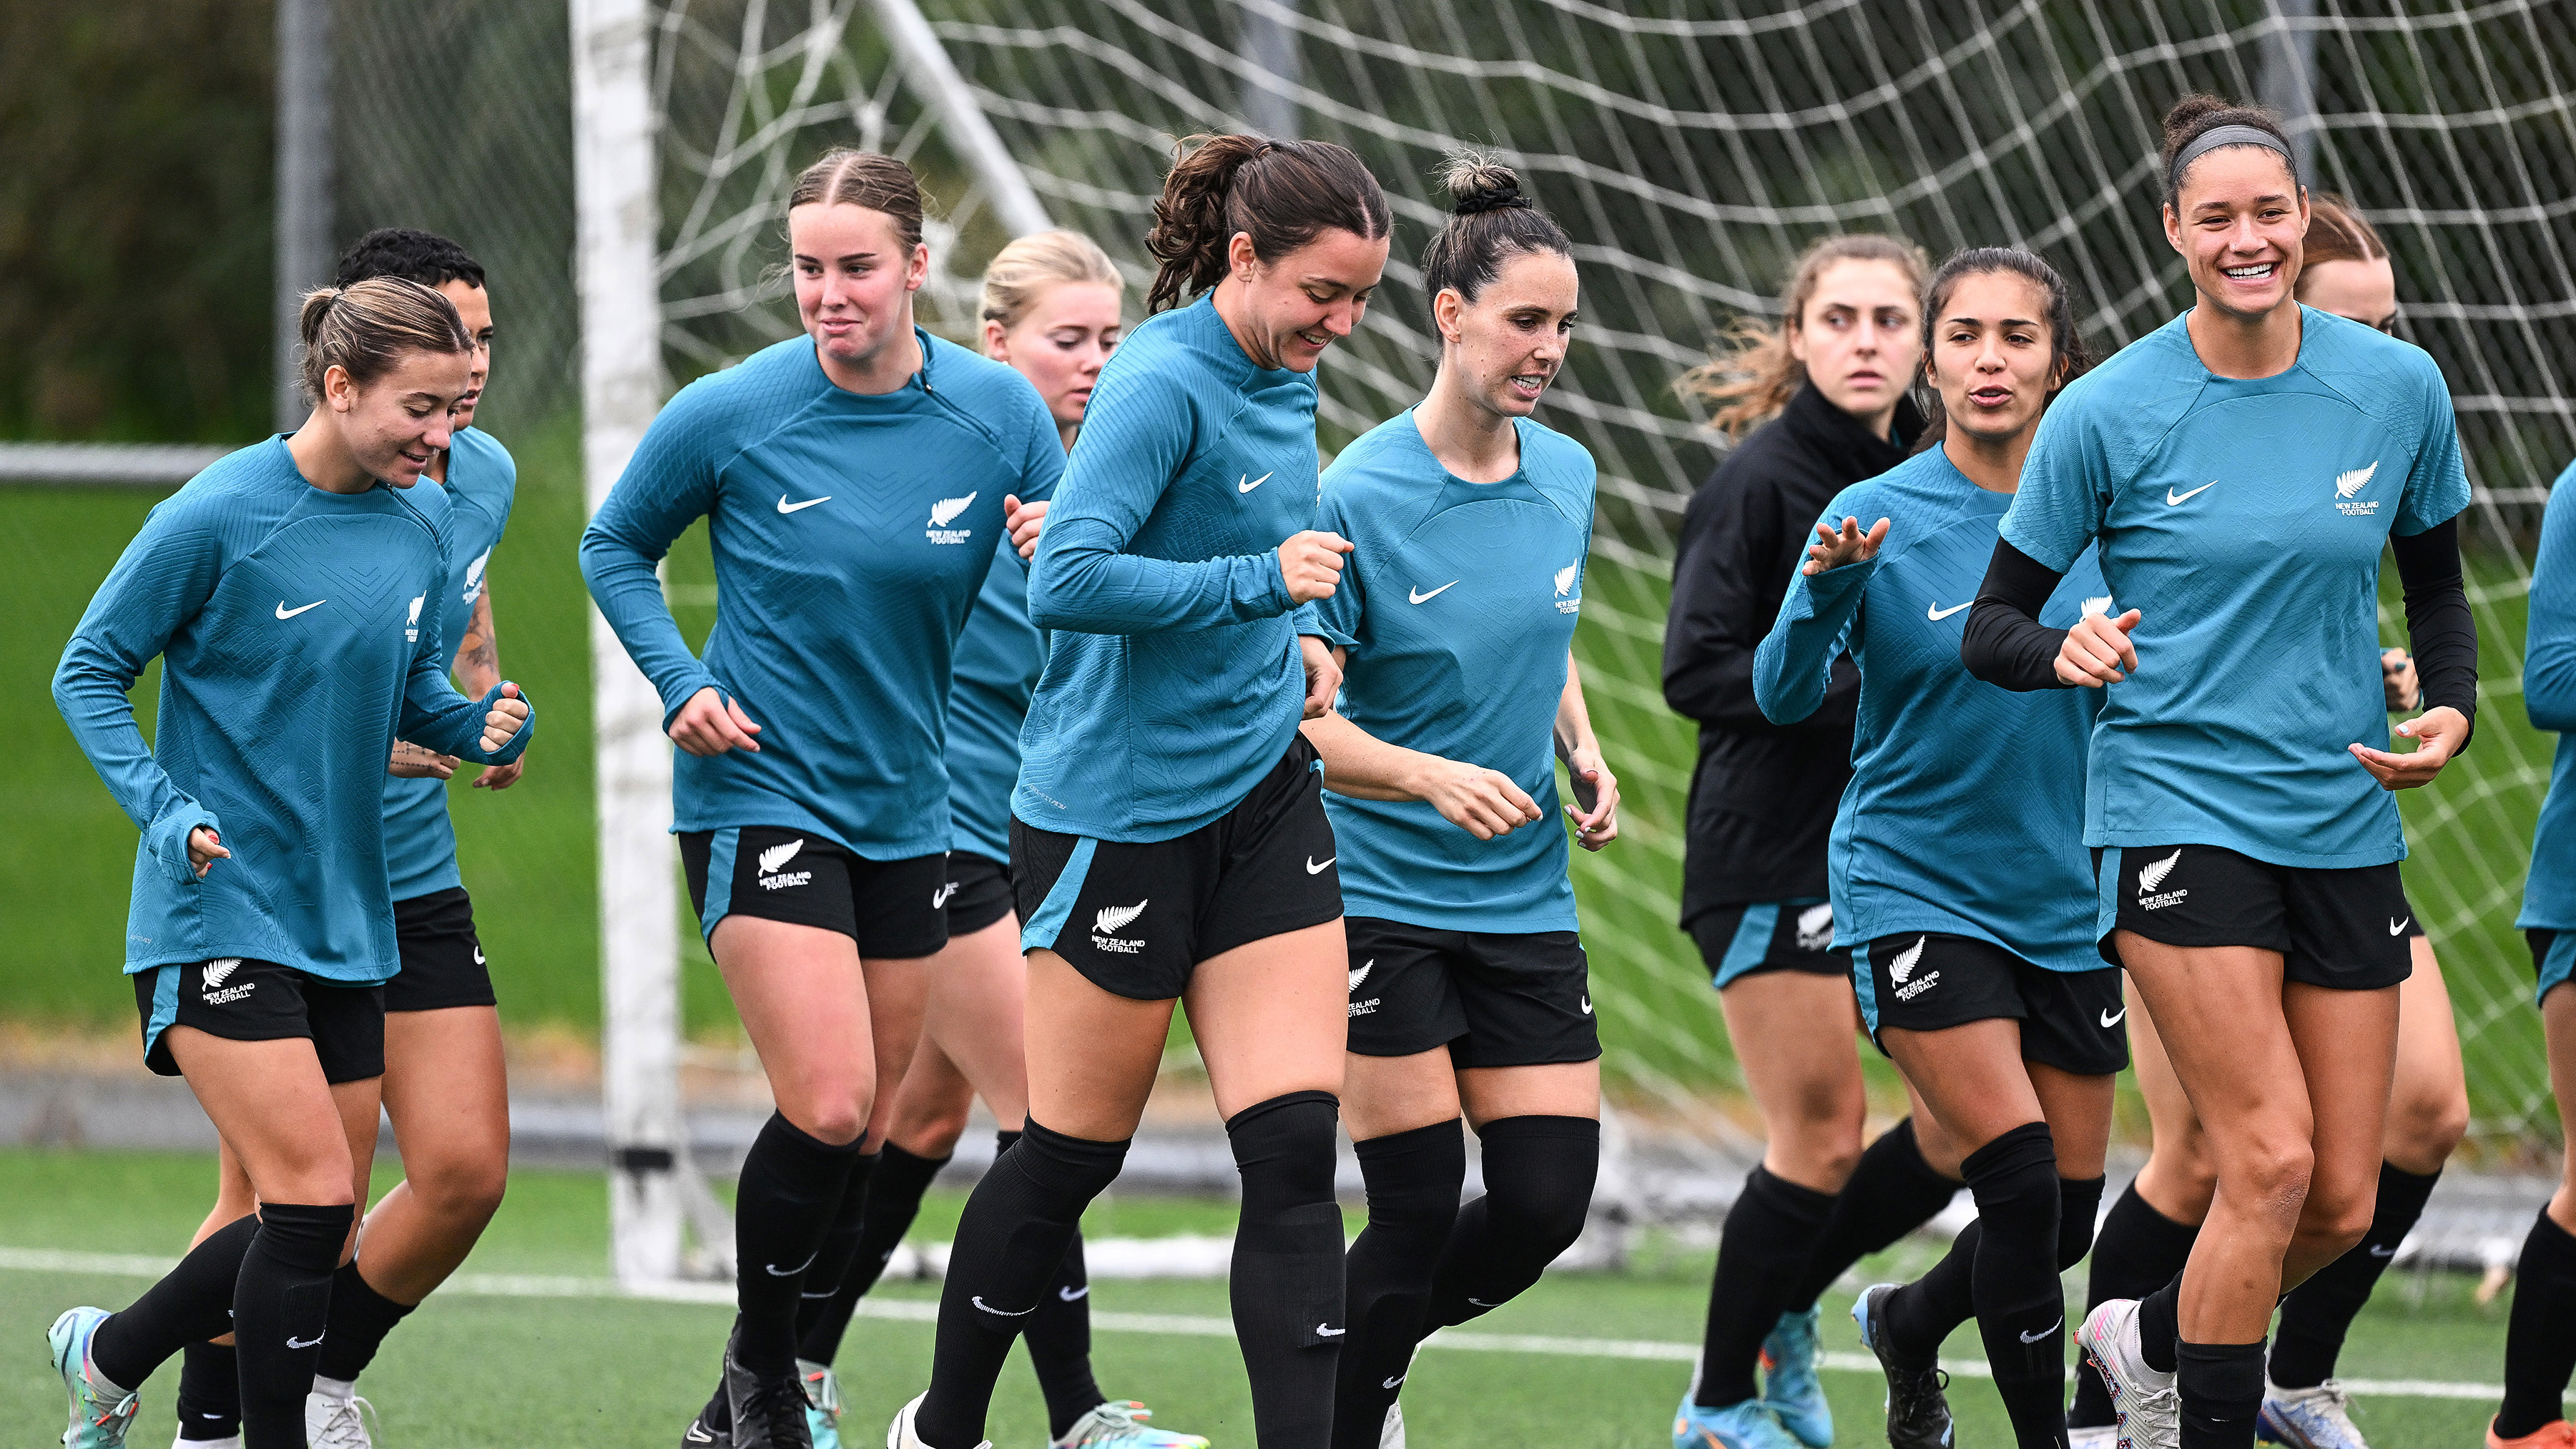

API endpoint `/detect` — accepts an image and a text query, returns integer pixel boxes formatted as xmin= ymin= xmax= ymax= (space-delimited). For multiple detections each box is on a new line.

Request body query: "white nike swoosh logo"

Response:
xmin=1580 ymin=996 xmax=1593 ymax=1015
xmin=1410 ymin=581 xmax=1459 ymax=604
xmin=1059 ymin=1285 xmax=1090 ymax=1301
xmin=777 ymin=494 xmax=831 ymax=514
xmin=2369 ymin=1244 xmax=2397 ymax=1257
xmin=687 ymin=1429 xmax=715 ymax=1445
xmin=286 ymin=1333 xmax=325 ymax=1349
xmin=1238 ymin=472 xmax=1272 ymax=493
xmin=1316 ymin=1324 xmax=1344 ymax=1337
xmin=472 ymin=946 xmax=486 ymax=966
xmin=275 ymin=599 xmax=325 ymax=619
xmin=2166 ymin=481 xmax=2216 ymax=506
xmin=2019 ymin=1319 xmax=2062 ymax=1344
xmin=1467 ymin=1297 xmax=1499 ymax=1307
xmin=1383 ymin=1375 xmax=1407 ymax=1389
xmin=764 ymin=1252 xmax=818 ymax=1277
xmin=973 ymin=1296 xmax=1037 ymax=1317
xmin=2389 ymin=918 xmax=2411 ymax=935
xmin=1926 ymin=601 xmax=1972 ymax=621
xmin=2100 ymin=1007 xmax=2126 ymax=1028
xmin=1307 ymin=856 xmax=1334 ymax=874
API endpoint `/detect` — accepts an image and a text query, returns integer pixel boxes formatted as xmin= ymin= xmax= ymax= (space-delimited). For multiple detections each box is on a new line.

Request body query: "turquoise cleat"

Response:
xmin=48 ymin=1306 xmax=139 ymax=1449
xmin=798 ymin=1359 xmax=842 ymax=1449
xmin=1674 ymin=1395 xmax=1807 ymax=1449
xmin=1050 ymin=1401 xmax=1211 ymax=1448
xmin=1759 ymin=1304 xmax=1834 ymax=1447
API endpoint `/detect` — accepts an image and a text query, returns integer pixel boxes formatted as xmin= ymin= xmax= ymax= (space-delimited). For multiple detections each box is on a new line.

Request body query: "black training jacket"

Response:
xmin=1663 ymin=380 xmax=1922 ymax=923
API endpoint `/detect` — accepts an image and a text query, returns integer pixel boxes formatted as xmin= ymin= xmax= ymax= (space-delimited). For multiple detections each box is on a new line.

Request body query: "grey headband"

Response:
xmin=2168 ymin=124 xmax=2298 ymax=197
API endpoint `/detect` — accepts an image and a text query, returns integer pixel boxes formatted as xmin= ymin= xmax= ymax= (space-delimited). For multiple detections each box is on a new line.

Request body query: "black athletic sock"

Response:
xmin=917 ymin=1121 xmax=1128 ymax=1449
xmin=732 ymin=1112 xmax=865 ymax=1375
xmin=174 ymin=1341 xmax=241 ymax=1444
xmin=798 ymin=1141 xmax=950 ymax=1366
xmin=2496 ymin=1207 xmax=2576 ymax=1439
xmin=2269 ymin=1161 xmax=2439 ymax=1389
xmin=89 ymin=1214 xmax=262 ymax=1389
xmin=1226 ymin=1091 xmax=1346 ymax=1449
xmin=1693 ymin=1166 xmax=1834 ymax=1408
xmin=313 ymin=1259 xmax=414 ymax=1382
xmin=233 ymin=1202 xmax=355 ymax=1449
xmin=1332 ymin=1119 xmax=1465 ymax=1449
xmin=787 ymin=1146 xmax=879 ymax=1356
xmin=2176 ymin=1339 xmax=2266 ymax=1448
xmin=2059 ymin=1175 xmax=2107 ymax=1270
xmin=1424 ymin=1116 xmax=1598 ymax=1329
xmin=1786 ymin=1117 xmax=1963 ymax=1308
xmin=1969 ymin=1126 xmax=2073 ymax=1448
xmin=2139 ymin=1275 xmax=2183 ymax=1375
xmin=1008 ymin=1126 xmax=1110 ymax=1440
xmin=1880 ymin=1220 xmax=1979 ymax=1372
xmin=2072 ymin=1183 xmax=2200 ymax=1427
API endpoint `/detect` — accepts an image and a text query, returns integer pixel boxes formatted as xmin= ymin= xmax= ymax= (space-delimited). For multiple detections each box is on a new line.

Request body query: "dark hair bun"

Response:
xmin=2160 ymin=93 xmax=2238 ymax=145
xmin=1440 ymin=154 xmax=1529 ymax=216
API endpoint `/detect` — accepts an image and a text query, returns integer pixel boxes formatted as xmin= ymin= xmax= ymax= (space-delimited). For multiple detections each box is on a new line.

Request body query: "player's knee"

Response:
xmin=2295 ymin=1172 xmax=2377 ymax=1256
xmin=413 ymin=1150 xmax=509 ymax=1227
xmin=2227 ymin=1132 xmax=2316 ymax=1231
xmin=2385 ymin=1081 xmax=2470 ymax=1170
xmin=891 ymin=1099 xmax=973 ymax=1159
xmin=1228 ymin=1091 xmax=1342 ymax=1241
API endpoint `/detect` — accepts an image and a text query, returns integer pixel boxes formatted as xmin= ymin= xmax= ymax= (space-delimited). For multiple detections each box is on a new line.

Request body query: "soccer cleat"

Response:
xmin=2078 ymin=1299 xmax=2180 ymax=1449
xmin=1048 ymin=1402 xmax=1211 ymax=1449
xmin=723 ymin=1333 xmax=815 ymax=1449
xmin=1672 ymin=1395 xmax=1806 ymax=1449
xmin=305 ymin=1389 xmax=378 ymax=1449
xmin=1757 ymin=1303 xmax=1833 ymax=1448
xmin=49 ymin=1306 xmax=140 ymax=1449
xmin=1851 ymin=1284 xmax=1954 ymax=1448
xmin=800 ymin=1360 xmax=843 ymax=1449
xmin=1378 ymin=1402 xmax=1405 ymax=1449
xmin=2487 ymin=1418 xmax=2576 ymax=1448
xmin=2068 ymin=1428 xmax=2119 ymax=1449
xmin=168 ymin=1438 xmax=239 ymax=1449
xmin=888 ymin=1392 xmax=990 ymax=1449
xmin=682 ymin=1405 xmax=734 ymax=1448
xmin=2255 ymin=1379 xmax=2367 ymax=1448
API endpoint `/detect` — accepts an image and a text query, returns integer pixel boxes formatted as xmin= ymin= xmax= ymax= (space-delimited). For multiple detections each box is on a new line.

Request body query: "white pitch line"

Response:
xmin=0 ymin=1247 xmax=2501 ymax=1401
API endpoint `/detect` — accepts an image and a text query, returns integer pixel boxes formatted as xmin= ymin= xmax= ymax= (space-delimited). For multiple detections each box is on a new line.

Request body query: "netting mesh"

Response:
xmin=330 ymin=0 xmax=2576 ymax=1181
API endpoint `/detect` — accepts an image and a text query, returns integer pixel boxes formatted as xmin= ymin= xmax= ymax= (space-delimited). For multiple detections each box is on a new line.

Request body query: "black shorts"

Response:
xmin=1344 ymin=917 xmax=1601 ymax=1069
xmin=1688 ymin=897 xmax=1844 ymax=989
xmin=134 ymin=959 xmax=386 ymax=1084
xmin=2095 ymin=844 xmax=2412 ymax=991
xmin=679 ymin=827 xmax=949 ymax=959
xmin=383 ymin=886 xmax=496 ymax=1013
xmin=1854 ymin=933 xmax=2128 ymax=1078
xmin=943 ymin=851 xmax=1016 ymax=937
xmin=1013 ymin=736 xmax=1342 ymax=1001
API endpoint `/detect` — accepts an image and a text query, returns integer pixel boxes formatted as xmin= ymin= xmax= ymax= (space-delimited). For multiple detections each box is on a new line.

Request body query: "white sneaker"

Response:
xmin=2078 ymin=1300 xmax=2179 ymax=1449
xmin=1380 ymin=1403 xmax=1405 ymax=1449
xmin=2258 ymin=1379 xmax=2369 ymax=1449
xmin=888 ymin=1392 xmax=991 ymax=1449
xmin=305 ymin=1387 xmax=377 ymax=1449
xmin=1048 ymin=1401 xmax=1209 ymax=1449
xmin=2067 ymin=1427 xmax=2118 ymax=1449
xmin=171 ymin=1438 xmax=241 ymax=1449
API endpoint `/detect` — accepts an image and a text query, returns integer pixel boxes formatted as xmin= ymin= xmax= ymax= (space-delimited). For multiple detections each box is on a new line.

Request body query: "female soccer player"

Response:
xmin=162 ymin=227 xmax=523 ymax=1449
xmin=2066 ymin=194 xmax=2472 ymax=1449
xmin=1962 ymin=97 xmax=2477 ymax=1449
xmin=1299 ymin=157 xmax=1618 ymax=1449
xmin=583 ymin=149 xmax=1063 ymax=1449
xmin=1666 ymin=235 xmax=1967 ymax=1448
xmin=2495 ymin=453 xmax=2576 ymax=1449
xmin=47 ymin=277 xmax=534 ymax=1449
xmin=785 ymin=232 xmax=1203 ymax=1449
xmin=1754 ymin=247 xmax=2108 ymax=1449
xmin=889 ymin=133 xmax=1390 ymax=1449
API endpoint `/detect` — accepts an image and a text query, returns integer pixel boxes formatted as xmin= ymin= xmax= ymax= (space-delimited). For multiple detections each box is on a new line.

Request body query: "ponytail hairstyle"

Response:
xmin=297 ymin=277 xmax=470 ymax=405
xmin=2299 ymin=192 xmax=2388 ymax=272
xmin=1144 ymin=133 xmax=1391 ymax=313
xmin=980 ymin=230 xmax=1124 ymax=334
xmin=788 ymin=147 xmax=928 ymax=249
xmin=1676 ymin=233 xmax=1928 ymax=439
xmin=2158 ymin=94 xmax=2299 ymax=209
xmin=1909 ymin=247 xmax=2094 ymax=453
xmin=1420 ymin=152 xmax=1572 ymax=307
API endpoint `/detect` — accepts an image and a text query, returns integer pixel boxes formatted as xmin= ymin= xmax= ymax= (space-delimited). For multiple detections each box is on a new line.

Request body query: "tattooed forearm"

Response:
xmin=454 ymin=585 xmax=501 ymax=696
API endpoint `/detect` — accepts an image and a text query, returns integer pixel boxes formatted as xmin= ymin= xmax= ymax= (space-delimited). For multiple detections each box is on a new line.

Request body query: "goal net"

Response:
xmin=333 ymin=0 xmax=2576 ymax=1269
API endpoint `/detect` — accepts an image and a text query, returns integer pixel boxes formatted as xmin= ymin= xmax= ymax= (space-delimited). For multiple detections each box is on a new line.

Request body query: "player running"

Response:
xmin=47 ymin=277 xmax=534 ymax=1449
xmin=1753 ymin=247 xmax=2108 ymax=1449
xmin=1299 ymin=157 xmax=1618 ymax=1449
xmin=2494 ymin=453 xmax=2576 ymax=1449
xmin=785 ymin=230 xmax=1204 ymax=1449
xmin=2065 ymin=193 xmax=2472 ymax=1449
xmin=157 ymin=227 xmax=523 ymax=1449
xmin=582 ymin=149 xmax=1063 ymax=1449
xmin=1962 ymin=96 xmax=2478 ymax=1449
xmin=889 ymin=133 xmax=1391 ymax=1449
xmin=1666 ymin=234 xmax=1969 ymax=1448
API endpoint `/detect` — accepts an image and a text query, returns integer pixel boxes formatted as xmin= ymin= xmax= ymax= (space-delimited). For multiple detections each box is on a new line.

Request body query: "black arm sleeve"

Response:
xmin=1959 ymin=539 xmax=2073 ymax=692
xmin=1662 ymin=478 xmax=1858 ymax=735
xmin=2390 ymin=515 xmax=2477 ymax=750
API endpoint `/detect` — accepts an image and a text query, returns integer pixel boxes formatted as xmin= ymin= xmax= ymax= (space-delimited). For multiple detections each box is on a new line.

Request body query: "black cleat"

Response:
xmin=722 ymin=1331 xmax=816 ymax=1449
xmin=683 ymin=1375 xmax=734 ymax=1448
xmin=1851 ymin=1284 xmax=1955 ymax=1449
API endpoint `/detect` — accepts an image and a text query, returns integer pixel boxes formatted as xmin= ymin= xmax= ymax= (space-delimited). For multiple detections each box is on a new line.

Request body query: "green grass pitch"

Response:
xmin=0 ymin=1147 xmax=2517 ymax=1445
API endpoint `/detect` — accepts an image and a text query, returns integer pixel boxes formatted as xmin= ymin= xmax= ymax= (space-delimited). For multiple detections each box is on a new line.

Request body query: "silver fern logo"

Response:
xmin=200 ymin=958 xmax=255 ymax=1006
xmin=1887 ymin=936 xmax=1925 ymax=984
xmin=405 ymin=592 xmax=426 ymax=642
xmin=2081 ymin=595 xmax=2113 ymax=618
xmin=2335 ymin=461 xmax=2382 ymax=516
xmin=202 ymin=959 xmax=242 ymax=991
xmin=463 ymin=548 xmax=493 ymax=603
xmin=928 ymin=492 xmax=978 ymax=543
xmin=1555 ymin=561 xmax=1582 ymax=612
xmin=756 ymin=838 xmax=813 ymax=891
xmin=1795 ymin=903 xmax=1834 ymax=952
xmin=1092 ymin=900 xmax=1148 ymax=956
xmin=1348 ymin=962 xmax=1372 ymax=993
xmin=1347 ymin=960 xmax=1381 ymax=1018
xmin=2137 ymin=849 xmax=2188 ymax=912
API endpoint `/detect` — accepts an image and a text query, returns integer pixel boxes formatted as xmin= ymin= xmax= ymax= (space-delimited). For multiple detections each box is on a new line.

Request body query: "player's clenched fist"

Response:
xmin=1279 ymin=530 xmax=1355 ymax=604
xmin=2056 ymin=607 xmax=2141 ymax=687
xmin=481 ymin=681 xmax=533 ymax=753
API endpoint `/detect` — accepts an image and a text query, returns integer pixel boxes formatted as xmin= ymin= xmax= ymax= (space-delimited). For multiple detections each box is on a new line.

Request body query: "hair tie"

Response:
xmin=2168 ymin=123 xmax=2297 ymax=196
xmin=1454 ymin=189 xmax=1530 ymax=217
